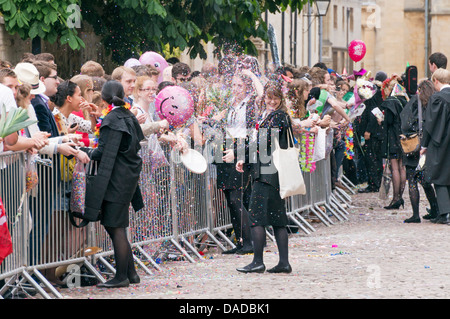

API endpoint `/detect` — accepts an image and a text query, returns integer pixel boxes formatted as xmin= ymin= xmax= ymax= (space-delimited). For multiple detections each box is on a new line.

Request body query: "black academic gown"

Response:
xmin=421 ymin=87 xmax=450 ymax=186
xmin=400 ymin=94 xmax=422 ymax=167
xmin=82 ymin=107 xmax=145 ymax=214
xmin=381 ymin=96 xmax=406 ymax=159
xmin=249 ymin=109 xmax=291 ymax=190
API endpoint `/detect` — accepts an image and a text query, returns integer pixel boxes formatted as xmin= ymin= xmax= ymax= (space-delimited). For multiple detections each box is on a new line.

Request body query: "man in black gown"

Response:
xmin=421 ymin=68 xmax=450 ymax=224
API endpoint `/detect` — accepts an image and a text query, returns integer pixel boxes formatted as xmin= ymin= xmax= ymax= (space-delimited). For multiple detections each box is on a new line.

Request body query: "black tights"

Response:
xmin=406 ymin=166 xmax=439 ymax=218
xmin=104 ymin=226 xmax=137 ymax=283
xmin=224 ymin=189 xmax=252 ymax=249
xmin=249 ymin=225 xmax=289 ymax=267
xmin=390 ymin=158 xmax=406 ymax=202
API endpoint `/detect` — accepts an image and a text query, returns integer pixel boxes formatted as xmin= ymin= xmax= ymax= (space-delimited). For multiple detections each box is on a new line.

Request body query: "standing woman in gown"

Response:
xmin=400 ymin=80 xmax=439 ymax=223
xmin=80 ymin=80 xmax=145 ymax=288
xmin=380 ymin=76 xmax=408 ymax=210
xmin=216 ymin=71 xmax=262 ymax=255
xmin=236 ymin=80 xmax=292 ymax=274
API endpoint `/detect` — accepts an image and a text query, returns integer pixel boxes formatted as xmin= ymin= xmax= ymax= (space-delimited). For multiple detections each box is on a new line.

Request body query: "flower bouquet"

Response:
xmin=202 ymin=85 xmax=232 ymax=119
xmin=347 ymin=78 xmax=377 ymax=120
xmin=0 ymin=104 xmax=37 ymax=138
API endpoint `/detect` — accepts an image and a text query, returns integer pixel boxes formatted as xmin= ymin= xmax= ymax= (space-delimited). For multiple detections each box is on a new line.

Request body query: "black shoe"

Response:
xmin=236 ymin=247 xmax=254 ymax=255
xmin=222 ymin=247 xmax=240 ymax=255
xmin=236 ymin=264 xmax=266 ymax=274
xmin=423 ymin=207 xmax=439 ymax=220
xmin=431 ymin=213 xmax=450 ymax=224
xmin=403 ymin=216 xmax=421 ymax=223
xmin=267 ymin=264 xmax=292 ymax=274
xmin=384 ymin=198 xmax=404 ymax=210
xmin=129 ymin=274 xmax=140 ymax=284
xmin=97 ymin=278 xmax=130 ymax=289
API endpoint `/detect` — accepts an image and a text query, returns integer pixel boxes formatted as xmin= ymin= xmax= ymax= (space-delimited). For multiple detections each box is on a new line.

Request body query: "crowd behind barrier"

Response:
xmin=0 ymin=135 xmax=353 ymax=299
xmin=7 ymin=49 xmax=449 ymax=297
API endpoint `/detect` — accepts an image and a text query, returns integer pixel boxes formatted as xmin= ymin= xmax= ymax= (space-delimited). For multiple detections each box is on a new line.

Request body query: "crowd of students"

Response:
xmin=1 ymin=49 xmax=449 ymax=288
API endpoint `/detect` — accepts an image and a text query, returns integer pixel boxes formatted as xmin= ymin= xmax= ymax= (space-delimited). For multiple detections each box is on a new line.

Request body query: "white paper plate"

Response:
xmin=180 ymin=149 xmax=207 ymax=174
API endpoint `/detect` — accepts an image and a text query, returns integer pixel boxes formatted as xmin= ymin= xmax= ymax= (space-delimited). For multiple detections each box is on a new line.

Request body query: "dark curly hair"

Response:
xmin=52 ymin=80 xmax=78 ymax=107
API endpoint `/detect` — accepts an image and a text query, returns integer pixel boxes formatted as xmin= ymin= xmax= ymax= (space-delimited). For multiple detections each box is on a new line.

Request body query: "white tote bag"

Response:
xmin=312 ymin=127 xmax=327 ymax=162
xmin=273 ymin=128 xmax=307 ymax=199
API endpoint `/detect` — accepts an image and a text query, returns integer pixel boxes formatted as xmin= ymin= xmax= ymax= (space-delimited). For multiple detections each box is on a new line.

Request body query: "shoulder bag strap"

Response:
xmin=417 ymin=93 xmax=423 ymax=138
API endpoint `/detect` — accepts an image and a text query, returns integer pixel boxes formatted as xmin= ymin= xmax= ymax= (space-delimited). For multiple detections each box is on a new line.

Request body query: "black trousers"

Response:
xmin=361 ymin=138 xmax=383 ymax=190
xmin=435 ymin=184 xmax=450 ymax=215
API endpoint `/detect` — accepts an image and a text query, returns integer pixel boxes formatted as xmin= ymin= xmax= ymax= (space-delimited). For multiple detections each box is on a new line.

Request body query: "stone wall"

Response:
xmin=361 ymin=0 xmax=449 ymax=79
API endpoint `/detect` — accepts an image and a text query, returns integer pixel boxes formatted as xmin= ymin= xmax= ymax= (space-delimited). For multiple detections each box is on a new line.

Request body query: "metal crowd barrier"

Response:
xmin=0 ymin=132 xmax=353 ymax=299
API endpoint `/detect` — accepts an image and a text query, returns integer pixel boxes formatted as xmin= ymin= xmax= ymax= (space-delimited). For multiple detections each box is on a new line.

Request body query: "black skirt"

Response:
xmin=100 ymin=200 xmax=130 ymax=228
xmin=248 ymin=180 xmax=287 ymax=227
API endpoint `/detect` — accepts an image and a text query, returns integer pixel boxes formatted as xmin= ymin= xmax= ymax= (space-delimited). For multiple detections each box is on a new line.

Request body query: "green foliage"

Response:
xmin=0 ymin=0 xmax=84 ymax=50
xmin=0 ymin=0 xmax=310 ymax=63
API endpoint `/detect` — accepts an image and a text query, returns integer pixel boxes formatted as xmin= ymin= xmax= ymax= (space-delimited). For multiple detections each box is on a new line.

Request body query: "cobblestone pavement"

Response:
xmin=56 ymin=188 xmax=450 ymax=300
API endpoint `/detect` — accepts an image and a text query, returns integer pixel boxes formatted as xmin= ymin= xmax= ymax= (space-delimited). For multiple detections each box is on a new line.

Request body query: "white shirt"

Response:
xmin=0 ymin=83 xmax=17 ymax=114
xmin=52 ymin=108 xmax=93 ymax=134
xmin=226 ymin=96 xmax=250 ymax=139
xmin=133 ymin=102 xmax=153 ymax=125
xmin=440 ymin=84 xmax=450 ymax=91
xmin=0 ymin=84 xmax=18 ymax=153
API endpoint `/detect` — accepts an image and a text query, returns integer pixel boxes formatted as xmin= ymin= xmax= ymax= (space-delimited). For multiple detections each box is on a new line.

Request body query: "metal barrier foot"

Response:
xmin=180 ymin=236 xmax=204 ymax=260
xmin=170 ymin=238 xmax=196 ymax=263
xmin=309 ymin=206 xmax=331 ymax=227
xmin=135 ymin=245 xmax=162 ymax=271
xmin=288 ymin=216 xmax=311 ymax=235
xmin=215 ymin=229 xmax=237 ymax=250
xmin=330 ymin=194 xmax=351 ymax=215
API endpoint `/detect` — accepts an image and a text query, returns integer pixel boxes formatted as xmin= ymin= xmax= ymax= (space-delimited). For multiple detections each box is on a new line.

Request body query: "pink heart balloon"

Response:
xmin=155 ymin=86 xmax=194 ymax=128
xmin=348 ymin=40 xmax=367 ymax=63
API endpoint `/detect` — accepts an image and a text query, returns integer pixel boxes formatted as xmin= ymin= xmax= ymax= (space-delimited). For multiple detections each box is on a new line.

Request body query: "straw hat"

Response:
xmin=14 ymin=62 xmax=46 ymax=95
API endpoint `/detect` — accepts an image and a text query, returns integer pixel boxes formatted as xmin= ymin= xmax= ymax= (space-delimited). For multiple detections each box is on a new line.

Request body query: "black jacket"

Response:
xmin=421 ymin=87 xmax=450 ymax=185
xmin=249 ymin=109 xmax=291 ymax=190
xmin=81 ymin=107 xmax=145 ymax=210
xmin=31 ymin=95 xmax=59 ymax=138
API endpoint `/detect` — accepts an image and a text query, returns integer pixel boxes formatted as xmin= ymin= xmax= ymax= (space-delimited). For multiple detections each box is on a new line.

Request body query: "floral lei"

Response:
xmin=92 ymin=102 xmax=131 ymax=148
xmin=300 ymin=132 xmax=316 ymax=173
xmin=344 ymin=123 xmax=354 ymax=160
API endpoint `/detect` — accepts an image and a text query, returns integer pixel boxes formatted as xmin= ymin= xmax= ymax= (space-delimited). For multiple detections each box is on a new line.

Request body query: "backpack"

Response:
xmin=404 ymin=65 xmax=418 ymax=96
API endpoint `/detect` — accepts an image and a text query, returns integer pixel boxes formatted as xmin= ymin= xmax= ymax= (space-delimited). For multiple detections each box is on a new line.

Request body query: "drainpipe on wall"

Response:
xmin=308 ymin=3 xmax=312 ymax=67
xmin=424 ymin=0 xmax=429 ymax=78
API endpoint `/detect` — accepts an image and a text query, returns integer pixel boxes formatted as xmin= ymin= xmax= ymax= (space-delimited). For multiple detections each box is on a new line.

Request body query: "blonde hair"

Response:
xmin=287 ymin=79 xmax=309 ymax=119
xmin=80 ymin=60 xmax=105 ymax=77
xmin=133 ymin=75 xmax=156 ymax=96
xmin=71 ymin=74 xmax=93 ymax=99
xmin=92 ymin=91 xmax=106 ymax=111
xmin=111 ymin=66 xmax=136 ymax=81
xmin=431 ymin=68 xmax=450 ymax=85
xmin=71 ymin=74 xmax=94 ymax=119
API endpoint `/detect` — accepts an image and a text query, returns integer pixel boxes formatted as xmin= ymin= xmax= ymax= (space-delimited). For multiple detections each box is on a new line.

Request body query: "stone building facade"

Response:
xmin=361 ymin=0 xmax=450 ymax=79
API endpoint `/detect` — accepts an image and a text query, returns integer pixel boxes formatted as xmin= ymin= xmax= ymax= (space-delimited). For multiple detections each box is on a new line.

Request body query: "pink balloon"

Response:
xmin=139 ymin=51 xmax=169 ymax=83
xmin=348 ymin=40 xmax=367 ymax=63
xmin=124 ymin=58 xmax=141 ymax=68
xmin=155 ymin=86 xmax=194 ymax=128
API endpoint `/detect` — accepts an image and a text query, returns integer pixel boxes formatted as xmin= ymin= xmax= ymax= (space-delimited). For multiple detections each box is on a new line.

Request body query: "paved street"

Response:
xmin=60 ymin=188 xmax=450 ymax=300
